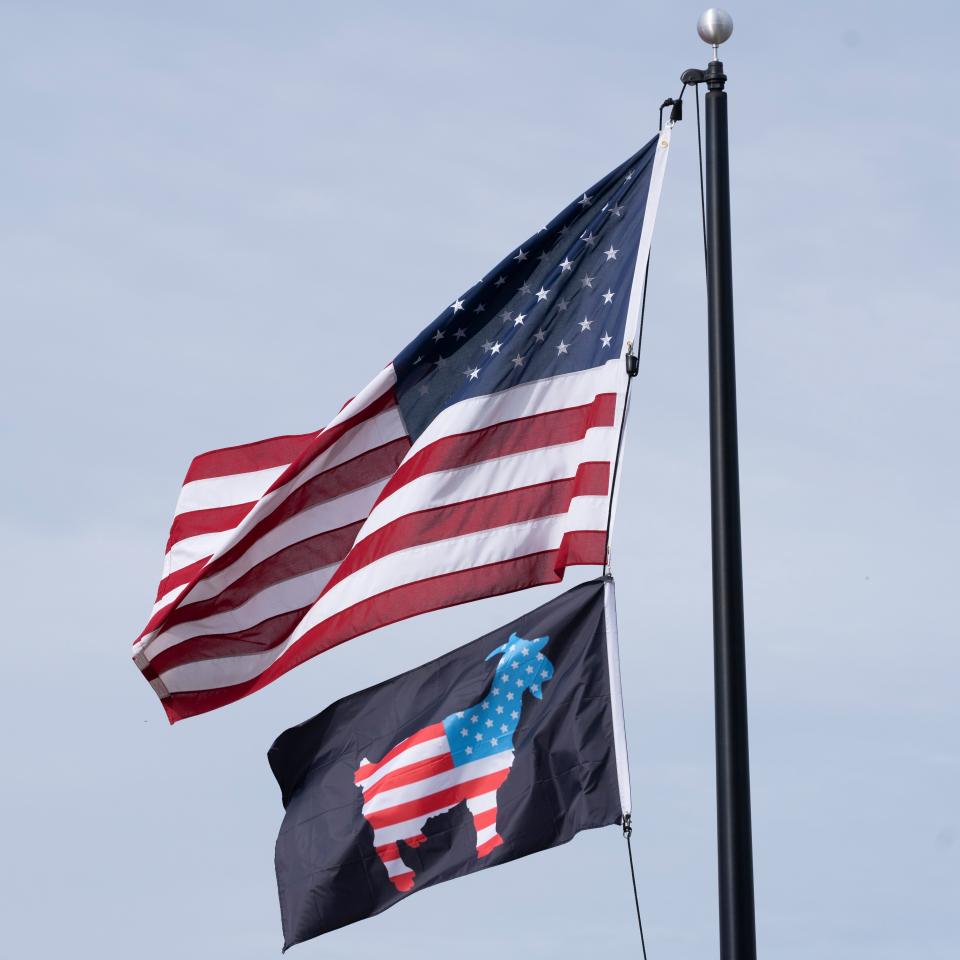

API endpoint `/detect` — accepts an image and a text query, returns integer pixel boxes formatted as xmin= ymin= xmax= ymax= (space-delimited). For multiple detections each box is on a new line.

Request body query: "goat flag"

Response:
xmin=269 ymin=576 xmax=630 ymax=947
xmin=134 ymin=129 xmax=671 ymax=722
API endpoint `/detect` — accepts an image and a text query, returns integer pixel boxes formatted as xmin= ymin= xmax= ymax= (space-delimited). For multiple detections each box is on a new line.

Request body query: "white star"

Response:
xmin=610 ymin=201 xmax=625 ymax=217
xmin=581 ymin=230 xmax=597 ymax=247
xmin=418 ymin=383 xmax=429 ymax=396
xmin=559 ymin=257 xmax=574 ymax=272
xmin=500 ymin=724 xmax=509 ymax=733
xmin=522 ymin=648 xmax=530 ymax=656
xmin=536 ymin=653 xmax=544 ymax=661
xmin=602 ymin=289 xmax=615 ymax=304
xmin=511 ymin=661 xmax=519 ymax=670
xmin=490 ymin=341 xmax=502 ymax=355
xmin=537 ymin=250 xmax=550 ymax=262
xmin=511 ymin=710 xmax=519 ymax=720
xmin=454 ymin=327 xmax=467 ymax=340
xmin=601 ymin=332 xmax=613 ymax=348
xmin=492 ymin=687 xmax=499 ymax=696
xmin=489 ymin=737 xmax=498 ymax=746
xmin=526 ymin=665 xmax=534 ymax=674
xmin=434 ymin=356 xmax=447 ymax=368
xmin=511 ymin=354 xmax=524 ymax=368
xmin=494 ymin=275 xmax=507 ymax=287
xmin=533 ymin=328 xmax=547 ymax=343
xmin=475 ymin=732 xmax=483 ymax=741
xmin=473 ymin=302 xmax=486 ymax=314
xmin=535 ymin=286 xmax=550 ymax=302
xmin=432 ymin=328 xmax=445 ymax=342
xmin=465 ymin=746 xmax=473 ymax=755
xmin=482 ymin=700 xmax=489 ymax=710
xmin=604 ymin=245 xmax=619 ymax=261
xmin=460 ymin=728 xmax=468 ymax=736
xmin=556 ymin=297 xmax=569 ymax=312
xmin=485 ymin=718 xmax=493 ymax=728
xmin=471 ymin=715 xmax=479 ymax=724
xmin=577 ymin=192 xmax=592 ymax=207
xmin=514 ymin=248 xmax=528 ymax=262
xmin=541 ymin=669 xmax=549 ymax=678
xmin=465 ymin=366 xmax=480 ymax=380
xmin=496 ymin=704 xmax=504 ymax=714
xmin=531 ymin=684 xmax=540 ymax=694
xmin=506 ymin=691 xmax=514 ymax=701
xmin=451 ymin=298 xmax=465 ymax=313
xmin=513 ymin=312 xmax=526 ymax=326
xmin=499 ymin=310 xmax=513 ymax=324
xmin=580 ymin=275 xmax=595 ymax=288
xmin=625 ymin=169 xmax=634 ymax=181
xmin=482 ymin=340 xmax=494 ymax=353
xmin=579 ymin=317 xmax=593 ymax=332
xmin=515 ymin=678 xmax=524 ymax=687
xmin=518 ymin=281 xmax=532 ymax=295
xmin=501 ymin=674 xmax=509 ymax=683
xmin=556 ymin=340 xmax=569 ymax=356
xmin=414 ymin=355 xmax=423 ymax=364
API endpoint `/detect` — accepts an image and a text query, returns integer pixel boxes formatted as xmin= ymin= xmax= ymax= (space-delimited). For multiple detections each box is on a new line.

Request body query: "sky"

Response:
xmin=1 ymin=1 xmax=958 ymax=957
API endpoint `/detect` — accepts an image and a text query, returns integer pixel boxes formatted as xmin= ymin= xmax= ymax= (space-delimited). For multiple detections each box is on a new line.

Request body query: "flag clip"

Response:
xmin=625 ymin=341 xmax=639 ymax=378
xmin=622 ymin=812 xmax=633 ymax=839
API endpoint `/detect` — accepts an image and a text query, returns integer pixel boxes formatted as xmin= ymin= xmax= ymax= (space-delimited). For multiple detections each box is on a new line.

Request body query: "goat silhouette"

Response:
xmin=354 ymin=633 xmax=554 ymax=890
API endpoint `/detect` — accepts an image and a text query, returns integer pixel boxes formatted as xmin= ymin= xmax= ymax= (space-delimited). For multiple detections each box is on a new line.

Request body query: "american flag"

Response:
xmin=133 ymin=129 xmax=671 ymax=722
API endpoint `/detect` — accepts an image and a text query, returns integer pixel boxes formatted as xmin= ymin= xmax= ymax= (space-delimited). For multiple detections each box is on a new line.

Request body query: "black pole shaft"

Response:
xmin=704 ymin=60 xmax=758 ymax=960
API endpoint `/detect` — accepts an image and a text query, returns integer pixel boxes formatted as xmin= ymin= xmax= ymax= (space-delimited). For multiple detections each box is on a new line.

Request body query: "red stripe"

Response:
xmin=157 ymin=529 xmax=604 ymax=722
xmin=376 ymin=392 xmax=615 ymax=504
xmin=326 ymin=461 xmax=610 ymax=594
xmin=184 ymin=432 xmax=318 ymax=483
xmin=363 ymin=768 xmax=510 ymax=830
xmin=353 ymin=724 xmax=446 ymax=783
xmin=472 ymin=808 xmax=498 ymax=831
xmin=166 ymin=501 xmax=255 ymax=552
xmin=360 ymin=752 xmax=455 ymax=803
xmin=154 ymin=556 xmax=211 ymax=605
xmin=477 ymin=834 xmax=503 ymax=857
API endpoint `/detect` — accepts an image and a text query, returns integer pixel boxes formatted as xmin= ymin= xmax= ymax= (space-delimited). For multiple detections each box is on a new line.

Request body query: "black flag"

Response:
xmin=269 ymin=576 xmax=631 ymax=948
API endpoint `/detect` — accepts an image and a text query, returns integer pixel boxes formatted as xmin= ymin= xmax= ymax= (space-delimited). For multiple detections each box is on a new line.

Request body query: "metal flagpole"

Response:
xmin=688 ymin=10 xmax=759 ymax=960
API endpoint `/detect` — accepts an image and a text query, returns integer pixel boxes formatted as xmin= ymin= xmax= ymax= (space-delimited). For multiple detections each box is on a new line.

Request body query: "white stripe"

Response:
xmin=355 ymin=736 xmax=449 ymax=793
xmin=381 ymin=856 xmax=412 ymax=878
xmin=175 ymin=464 xmax=288 ymax=517
xmin=164 ymin=529 xmax=232 ymax=576
xmin=603 ymin=577 xmax=632 ymax=817
xmin=475 ymin=824 xmax=498 ymax=846
xmin=357 ymin=423 xmax=615 ymax=544
xmin=464 ymin=790 xmax=498 ymax=814
xmin=149 ymin=582 xmax=190 ymax=619
xmin=157 ymin=497 xmax=607 ymax=691
xmin=361 ymin=752 xmax=514 ymax=816
xmin=401 ymin=360 xmax=620 ymax=466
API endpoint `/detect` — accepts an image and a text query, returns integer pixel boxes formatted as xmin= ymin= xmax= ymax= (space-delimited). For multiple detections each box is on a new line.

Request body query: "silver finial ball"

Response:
xmin=697 ymin=8 xmax=734 ymax=47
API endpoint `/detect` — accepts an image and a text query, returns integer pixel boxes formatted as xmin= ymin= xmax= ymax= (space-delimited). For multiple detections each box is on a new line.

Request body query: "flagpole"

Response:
xmin=692 ymin=10 xmax=758 ymax=960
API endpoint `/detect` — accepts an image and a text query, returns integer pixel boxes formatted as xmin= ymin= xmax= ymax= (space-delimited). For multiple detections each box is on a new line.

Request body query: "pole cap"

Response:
xmin=697 ymin=8 xmax=734 ymax=48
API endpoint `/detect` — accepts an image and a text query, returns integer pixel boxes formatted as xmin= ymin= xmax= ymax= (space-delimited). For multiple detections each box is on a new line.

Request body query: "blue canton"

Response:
xmin=393 ymin=137 xmax=660 ymax=441
xmin=442 ymin=633 xmax=554 ymax=767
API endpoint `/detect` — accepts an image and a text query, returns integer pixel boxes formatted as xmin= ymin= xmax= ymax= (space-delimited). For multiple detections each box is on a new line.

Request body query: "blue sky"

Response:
xmin=1 ymin=2 xmax=957 ymax=957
